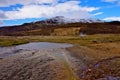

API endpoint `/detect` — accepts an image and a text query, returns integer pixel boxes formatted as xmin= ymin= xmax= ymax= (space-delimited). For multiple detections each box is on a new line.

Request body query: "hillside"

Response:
xmin=0 ymin=16 xmax=120 ymax=36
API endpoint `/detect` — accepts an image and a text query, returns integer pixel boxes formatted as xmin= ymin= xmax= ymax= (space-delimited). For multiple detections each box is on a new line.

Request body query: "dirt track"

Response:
xmin=0 ymin=43 xmax=120 ymax=80
xmin=0 ymin=46 xmax=82 ymax=80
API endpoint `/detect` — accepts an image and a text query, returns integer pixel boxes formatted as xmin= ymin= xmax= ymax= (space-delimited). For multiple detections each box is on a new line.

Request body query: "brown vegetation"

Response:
xmin=67 ymin=42 xmax=120 ymax=79
xmin=0 ymin=22 xmax=120 ymax=36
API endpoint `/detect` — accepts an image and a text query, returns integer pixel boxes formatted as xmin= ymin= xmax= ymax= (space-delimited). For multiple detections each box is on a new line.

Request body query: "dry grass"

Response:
xmin=0 ymin=34 xmax=120 ymax=79
xmin=0 ymin=34 xmax=120 ymax=61
xmin=66 ymin=37 xmax=120 ymax=79
xmin=0 ymin=34 xmax=120 ymax=47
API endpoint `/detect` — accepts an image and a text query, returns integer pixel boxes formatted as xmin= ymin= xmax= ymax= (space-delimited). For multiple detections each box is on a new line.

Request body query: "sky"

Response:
xmin=0 ymin=0 xmax=120 ymax=26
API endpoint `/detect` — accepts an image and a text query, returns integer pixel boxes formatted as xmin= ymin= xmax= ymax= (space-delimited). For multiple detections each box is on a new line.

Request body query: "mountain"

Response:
xmin=0 ymin=16 xmax=120 ymax=36
xmin=34 ymin=16 xmax=103 ymax=24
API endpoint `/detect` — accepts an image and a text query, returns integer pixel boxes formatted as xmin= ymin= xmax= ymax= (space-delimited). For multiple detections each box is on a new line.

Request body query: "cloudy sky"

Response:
xmin=0 ymin=0 xmax=120 ymax=26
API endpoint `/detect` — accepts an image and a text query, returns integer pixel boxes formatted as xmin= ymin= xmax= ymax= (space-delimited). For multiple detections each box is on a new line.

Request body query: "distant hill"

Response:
xmin=0 ymin=16 xmax=120 ymax=36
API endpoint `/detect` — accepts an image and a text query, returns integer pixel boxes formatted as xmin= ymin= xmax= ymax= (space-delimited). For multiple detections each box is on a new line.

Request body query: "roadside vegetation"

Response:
xmin=0 ymin=34 xmax=120 ymax=47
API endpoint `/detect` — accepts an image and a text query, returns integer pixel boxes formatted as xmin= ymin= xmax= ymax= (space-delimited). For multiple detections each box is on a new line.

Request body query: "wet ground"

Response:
xmin=0 ymin=42 xmax=120 ymax=80
xmin=0 ymin=42 xmax=80 ymax=80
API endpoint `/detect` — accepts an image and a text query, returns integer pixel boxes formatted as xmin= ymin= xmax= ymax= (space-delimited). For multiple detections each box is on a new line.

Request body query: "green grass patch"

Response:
xmin=0 ymin=34 xmax=120 ymax=46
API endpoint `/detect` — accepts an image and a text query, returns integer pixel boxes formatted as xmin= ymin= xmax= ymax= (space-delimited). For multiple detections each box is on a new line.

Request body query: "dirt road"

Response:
xmin=0 ymin=42 xmax=120 ymax=80
xmin=0 ymin=43 xmax=81 ymax=80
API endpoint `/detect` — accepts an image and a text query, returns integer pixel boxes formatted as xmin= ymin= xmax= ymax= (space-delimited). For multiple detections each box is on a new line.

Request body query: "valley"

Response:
xmin=0 ymin=0 xmax=120 ymax=79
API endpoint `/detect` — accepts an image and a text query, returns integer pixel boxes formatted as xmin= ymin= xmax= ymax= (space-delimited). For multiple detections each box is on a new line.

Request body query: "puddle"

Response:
xmin=0 ymin=42 xmax=73 ymax=58
xmin=15 ymin=42 xmax=73 ymax=50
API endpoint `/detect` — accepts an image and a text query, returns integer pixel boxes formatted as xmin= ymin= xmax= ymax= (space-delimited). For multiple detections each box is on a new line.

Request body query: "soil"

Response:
xmin=0 ymin=43 xmax=120 ymax=80
xmin=0 ymin=47 xmax=80 ymax=80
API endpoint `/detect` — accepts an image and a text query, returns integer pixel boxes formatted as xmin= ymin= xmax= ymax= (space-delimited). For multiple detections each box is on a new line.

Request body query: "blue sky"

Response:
xmin=0 ymin=0 xmax=120 ymax=26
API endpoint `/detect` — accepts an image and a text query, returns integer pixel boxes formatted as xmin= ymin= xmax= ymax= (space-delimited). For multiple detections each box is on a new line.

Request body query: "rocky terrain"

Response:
xmin=0 ymin=43 xmax=80 ymax=80
xmin=0 ymin=42 xmax=120 ymax=80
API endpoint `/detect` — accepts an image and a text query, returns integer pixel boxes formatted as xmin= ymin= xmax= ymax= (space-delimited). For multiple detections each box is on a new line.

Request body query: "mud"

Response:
xmin=0 ymin=42 xmax=79 ymax=80
xmin=0 ymin=42 xmax=120 ymax=80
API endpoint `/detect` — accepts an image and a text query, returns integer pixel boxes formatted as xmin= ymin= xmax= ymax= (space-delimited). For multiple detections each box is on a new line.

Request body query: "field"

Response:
xmin=0 ymin=34 xmax=120 ymax=80
xmin=0 ymin=34 xmax=120 ymax=46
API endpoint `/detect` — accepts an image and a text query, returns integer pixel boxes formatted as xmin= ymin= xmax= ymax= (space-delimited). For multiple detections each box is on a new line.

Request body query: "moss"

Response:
xmin=0 ymin=37 xmax=29 ymax=46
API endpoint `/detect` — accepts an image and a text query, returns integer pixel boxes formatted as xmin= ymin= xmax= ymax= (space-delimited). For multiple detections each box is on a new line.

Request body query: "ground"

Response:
xmin=0 ymin=34 xmax=120 ymax=80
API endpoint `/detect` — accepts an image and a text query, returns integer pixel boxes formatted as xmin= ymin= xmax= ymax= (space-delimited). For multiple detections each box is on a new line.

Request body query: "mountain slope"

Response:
xmin=0 ymin=16 xmax=120 ymax=36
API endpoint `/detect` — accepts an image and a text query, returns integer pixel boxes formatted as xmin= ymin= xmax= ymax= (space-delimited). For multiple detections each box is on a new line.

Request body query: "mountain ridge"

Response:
xmin=33 ymin=16 xmax=104 ymax=24
xmin=0 ymin=16 xmax=120 ymax=36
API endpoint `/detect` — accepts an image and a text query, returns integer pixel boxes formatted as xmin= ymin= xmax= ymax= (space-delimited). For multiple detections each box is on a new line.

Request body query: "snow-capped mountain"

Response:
xmin=0 ymin=16 xmax=120 ymax=36
xmin=36 ymin=16 xmax=104 ymax=24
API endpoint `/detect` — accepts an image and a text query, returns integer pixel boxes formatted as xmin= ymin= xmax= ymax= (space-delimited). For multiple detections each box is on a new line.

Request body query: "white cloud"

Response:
xmin=93 ymin=12 xmax=103 ymax=16
xmin=103 ymin=16 xmax=120 ymax=21
xmin=0 ymin=11 xmax=7 ymax=19
xmin=0 ymin=21 xmax=3 ymax=25
xmin=102 ymin=0 xmax=117 ymax=3
xmin=0 ymin=20 xmax=4 ymax=26
xmin=0 ymin=0 xmax=57 ymax=7
xmin=78 ymin=7 xmax=99 ymax=12
xmin=118 ymin=1 xmax=120 ymax=5
xmin=0 ymin=1 xmax=99 ymax=20
xmin=101 ymin=0 xmax=120 ymax=8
